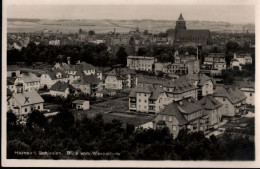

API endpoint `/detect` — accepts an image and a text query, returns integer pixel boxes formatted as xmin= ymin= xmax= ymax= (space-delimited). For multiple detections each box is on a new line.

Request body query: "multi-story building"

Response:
xmin=185 ymin=73 xmax=215 ymax=99
xmin=127 ymin=56 xmax=156 ymax=71
xmin=233 ymin=53 xmax=252 ymax=65
xmin=213 ymin=86 xmax=247 ymax=117
xmin=7 ymin=90 xmax=44 ymax=116
xmin=203 ymin=53 xmax=226 ymax=76
xmin=40 ymin=69 xmax=69 ymax=89
xmin=198 ymin=96 xmax=223 ymax=128
xmin=154 ymin=98 xmax=207 ymax=138
xmin=14 ymin=72 xmax=40 ymax=92
xmin=129 ymin=84 xmax=169 ymax=114
xmin=237 ymin=81 xmax=255 ymax=106
xmin=105 ymin=68 xmax=137 ymax=90
xmin=71 ymin=75 xmax=102 ymax=95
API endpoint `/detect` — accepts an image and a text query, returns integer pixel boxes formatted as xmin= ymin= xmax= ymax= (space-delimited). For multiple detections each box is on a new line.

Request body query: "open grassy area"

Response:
xmin=73 ymin=97 xmax=154 ymax=127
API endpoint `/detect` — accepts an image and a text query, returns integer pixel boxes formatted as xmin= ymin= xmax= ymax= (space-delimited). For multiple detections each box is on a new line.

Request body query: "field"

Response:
xmin=7 ymin=19 xmax=255 ymax=34
xmin=73 ymin=97 xmax=154 ymax=127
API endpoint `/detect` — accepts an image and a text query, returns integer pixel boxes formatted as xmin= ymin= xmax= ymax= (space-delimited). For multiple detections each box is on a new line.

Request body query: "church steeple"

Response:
xmin=178 ymin=13 xmax=184 ymax=21
xmin=175 ymin=13 xmax=186 ymax=32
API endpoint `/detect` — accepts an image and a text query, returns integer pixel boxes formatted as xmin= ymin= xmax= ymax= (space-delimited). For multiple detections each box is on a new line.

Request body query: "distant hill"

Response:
xmin=7 ymin=18 xmax=255 ymax=34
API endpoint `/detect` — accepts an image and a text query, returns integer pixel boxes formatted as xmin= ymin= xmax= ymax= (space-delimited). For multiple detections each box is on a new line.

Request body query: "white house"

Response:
xmin=71 ymin=75 xmax=102 ymax=95
xmin=7 ymin=90 xmax=44 ymax=116
xmin=127 ymin=56 xmax=156 ymax=71
xmin=72 ymin=100 xmax=90 ymax=110
xmin=49 ymin=81 xmax=76 ymax=98
xmin=14 ymin=72 xmax=40 ymax=92
xmin=40 ymin=69 xmax=68 ymax=88
xmin=129 ymin=84 xmax=170 ymax=114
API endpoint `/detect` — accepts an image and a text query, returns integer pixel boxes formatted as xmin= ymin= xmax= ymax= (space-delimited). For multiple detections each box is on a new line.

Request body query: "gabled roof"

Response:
xmin=176 ymin=30 xmax=210 ymax=39
xmin=72 ymin=75 xmax=101 ymax=85
xmin=159 ymin=98 xmax=204 ymax=125
xmin=105 ymin=68 xmax=133 ymax=80
xmin=213 ymin=86 xmax=246 ymax=104
xmin=50 ymin=81 xmax=75 ymax=92
xmin=129 ymin=84 xmax=165 ymax=100
xmin=72 ymin=100 xmax=88 ymax=104
xmin=198 ymin=96 xmax=222 ymax=110
xmin=186 ymin=73 xmax=214 ymax=87
xmin=7 ymin=78 xmax=15 ymax=85
xmin=17 ymin=72 xmax=39 ymax=83
xmin=80 ymin=62 xmax=96 ymax=71
xmin=44 ymin=69 xmax=67 ymax=80
xmin=12 ymin=90 xmax=44 ymax=107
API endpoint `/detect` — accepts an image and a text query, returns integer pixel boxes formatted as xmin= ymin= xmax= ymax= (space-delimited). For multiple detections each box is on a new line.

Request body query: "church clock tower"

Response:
xmin=175 ymin=13 xmax=186 ymax=31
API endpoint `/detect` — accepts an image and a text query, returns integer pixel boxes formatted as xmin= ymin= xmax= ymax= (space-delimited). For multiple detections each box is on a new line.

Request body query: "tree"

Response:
xmin=88 ymin=30 xmax=95 ymax=36
xmin=26 ymin=110 xmax=47 ymax=128
xmin=137 ymin=47 xmax=148 ymax=56
xmin=143 ymin=30 xmax=149 ymax=35
xmin=7 ymin=139 xmax=31 ymax=159
xmin=116 ymin=47 xmax=128 ymax=66
xmin=7 ymin=110 xmax=17 ymax=127
xmin=222 ymin=69 xmax=234 ymax=84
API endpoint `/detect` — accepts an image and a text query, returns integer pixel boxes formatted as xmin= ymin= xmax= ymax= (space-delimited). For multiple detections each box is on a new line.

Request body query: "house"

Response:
xmin=49 ymin=39 xmax=60 ymax=46
xmin=71 ymin=75 xmax=102 ymax=95
xmin=79 ymin=61 xmax=103 ymax=80
xmin=185 ymin=73 xmax=215 ymax=99
xmin=137 ymin=75 xmax=198 ymax=102
xmin=49 ymin=81 xmax=76 ymax=98
xmin=213 ymin=86 xmax=247 ymax=117
xmin=105 ymin=68 xmax=137 ymax=90
xmin=231 ymin=53 xmax=252 ymax=70
xmin=233 ymin=53 xmax=252 ymax=65
xmin=72 ymin=100 xmax=89 ymax=110
xmin=7 ymin=65 xmax=20 ymax=78
xmin=198 ymin=96 xmax=223 ymax=127
xmin=7 ymin=90 xmax=44 ymax=116
xmin=129 ymin=84 xmax=169 ymax=114
xmin=95 ymin=88 xmax=117 ymax=98
xmin=153 ymin=98 xmax=207 ymax=138
xmin=14 ymin=72 xmax=40 ymax=92
xmin=237 ymin=81 xmax=255 ymax=105
xmin=40 ymin=69 xmax=69 ymax=89
xmin=203 ymin=53 xmax=226 ymax=76
xmin=7 ymin=78 xmax=17 ymax=93
xmin=127 ymin=56 xmax=156 ymax=71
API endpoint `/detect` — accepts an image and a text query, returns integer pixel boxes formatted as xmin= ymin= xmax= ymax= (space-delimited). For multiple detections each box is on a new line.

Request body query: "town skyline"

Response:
xmin=7 ymin=4 xmax=255 ymax=24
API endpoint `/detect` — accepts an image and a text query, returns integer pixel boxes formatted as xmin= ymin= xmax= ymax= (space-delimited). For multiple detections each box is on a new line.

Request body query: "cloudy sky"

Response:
xmin=6 ymin=0 xmax=255 ymax=24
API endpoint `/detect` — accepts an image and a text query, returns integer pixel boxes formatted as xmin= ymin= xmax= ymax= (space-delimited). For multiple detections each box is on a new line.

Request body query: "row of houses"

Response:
xmin=128 ymin=72 xmax=250 ymax=137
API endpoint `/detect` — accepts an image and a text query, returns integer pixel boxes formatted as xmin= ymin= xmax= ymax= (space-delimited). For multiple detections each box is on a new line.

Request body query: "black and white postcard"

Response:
xmin=1 ymin=0 xmax=259 ymax=167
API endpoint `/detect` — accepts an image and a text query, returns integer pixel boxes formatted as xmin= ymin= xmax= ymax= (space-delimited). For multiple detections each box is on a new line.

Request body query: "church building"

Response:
xmin=174 ymin=13 xmax=213 ymax=47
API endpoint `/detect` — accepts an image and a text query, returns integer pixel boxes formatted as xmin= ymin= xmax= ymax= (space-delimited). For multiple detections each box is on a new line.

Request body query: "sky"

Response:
xmin=6 ymin=0 xmax=255 ymax=24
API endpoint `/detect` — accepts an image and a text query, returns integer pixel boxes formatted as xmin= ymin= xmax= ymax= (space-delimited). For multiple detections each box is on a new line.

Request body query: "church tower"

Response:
xmin=175 ymin=13 xmax=186 ymax=31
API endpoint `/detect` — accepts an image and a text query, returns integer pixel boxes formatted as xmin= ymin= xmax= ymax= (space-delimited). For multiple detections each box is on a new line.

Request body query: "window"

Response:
xmin=144 ymin=106 xmax=146 ymax=109
xmin=38 ymin=106 xmax=40 ymax=109
xmin=169 ymin=117 xmax=172 ymax=122
xmin=139 ymin=99 xmax=141 ymax=102
xmin=25 ymin=108 xmax=27 ymax=112
xmin=225 ymin=104 xmax=228 ymax=108
xmin=223 ymin=98 xmax=226 ymax=101
xmin=139 ymin=105 xmax=141 ymax=109
xmin=144 ymin=100 xmax=147 ymax=103
xmin=172 ymin=125 xmax=177 ymax=131
xmin=250 ymin=93 xmax=252 ymax=97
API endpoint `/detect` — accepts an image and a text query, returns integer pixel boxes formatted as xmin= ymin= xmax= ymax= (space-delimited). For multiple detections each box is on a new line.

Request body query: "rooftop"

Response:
xmin=12 ymin=90 xmax=44 ymax=107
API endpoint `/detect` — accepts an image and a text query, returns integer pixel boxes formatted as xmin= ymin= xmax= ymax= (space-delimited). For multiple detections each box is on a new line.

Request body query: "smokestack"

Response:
xmin=197 ymin=44 xmax=202 ymax=64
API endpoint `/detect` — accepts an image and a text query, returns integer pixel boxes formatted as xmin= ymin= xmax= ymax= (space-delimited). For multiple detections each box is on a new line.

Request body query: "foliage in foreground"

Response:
xmin=7 ymin=110 xmax=255 ymax=160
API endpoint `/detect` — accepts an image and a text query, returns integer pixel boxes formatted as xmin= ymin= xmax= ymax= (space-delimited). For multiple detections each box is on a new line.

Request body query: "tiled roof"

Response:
xmin=213 ymin=86 xmax=246 ymax=104
xmin=160 ymin=98 xmax=204 ymax=125
xmin=80 ymin=62 xmax=97 ymax=71
xmin=18 ymin=72 xmax=39 ymax=83
xmin=72 ymin=100 xmax=87 ymax=104
xmin=176 ymin=30 xmax=210 ymax=39
xmin=72 ymin=75 xmax=101 ymax=85
xmin=186 ymin=73 xmax=214 ymax=87
xmin=12 ymin=90 xmax=44 ymax=107
xmin=50 ymin=81 xmax=75 ymax=92
xmin=105 ymin=68 xmax=133 ymax=80
xmin=44 ymin=69 xmax=67 ymax=80
xmin=129 ymin=84 xmax=164 ymax=100
xmin=198 ymin=96 xmax=222 ymax=110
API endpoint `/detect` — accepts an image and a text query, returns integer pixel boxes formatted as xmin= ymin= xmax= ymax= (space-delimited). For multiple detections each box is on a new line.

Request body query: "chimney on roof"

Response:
xmin=67 ymin=57 xmax=71 ymax=65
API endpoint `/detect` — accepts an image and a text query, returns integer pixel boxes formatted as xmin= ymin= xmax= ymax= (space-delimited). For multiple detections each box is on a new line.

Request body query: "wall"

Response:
xmin=214 ymin=97 xmax=235 ymax=117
